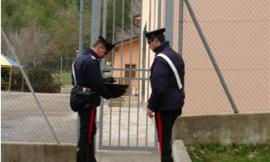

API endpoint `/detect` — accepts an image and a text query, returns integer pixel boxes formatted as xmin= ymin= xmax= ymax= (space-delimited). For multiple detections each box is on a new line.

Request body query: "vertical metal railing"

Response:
xmin=102 ymin=0 xmax=107 ymax=38
xmin=178 ymin=0 xmax=184 ymax=56
xmin=78 ymin=0 xmax=84 ymax=53
xmin=145 ymin=0 xmax=152 ymax=148
xmin=76 ymin=0 xmax=85 ymax=144
xmin=117 ymin=0 xmax=126 ymax=147
xmin=158 ymin=0 xmax=162 ymax=28
xmin=165 ymin=0 xmax=174 ymax=44
xmin=90 ymin=0 xmax=100 ymax=46
xmin=108 ymin=0 xmax=116 ymax=147
xmin=127 ymin=0 xmax=134 ymax=147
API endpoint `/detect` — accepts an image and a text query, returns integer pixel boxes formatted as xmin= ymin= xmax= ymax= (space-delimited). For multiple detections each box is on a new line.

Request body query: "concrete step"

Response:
xmin=96 ymin=151 xmax=160 ymax=162
xmin=2 ymin=142 xmax=160 ymax=162
xmin=173 ymin=140 xmax=192 ymax=162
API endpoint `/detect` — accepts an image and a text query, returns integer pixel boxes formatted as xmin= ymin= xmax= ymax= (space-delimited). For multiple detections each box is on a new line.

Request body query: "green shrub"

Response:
xmin=25 ymin=68 xmax=62 ymax=93
xmin=2 ymin=68 xmax=62 ymax=93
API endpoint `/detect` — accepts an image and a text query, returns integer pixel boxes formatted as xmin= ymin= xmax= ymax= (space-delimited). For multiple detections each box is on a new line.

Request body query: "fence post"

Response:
xmin=79 ymin=0 xmax=84 ymax=53
xmin=165 ymin=0 xmax=174 ymax=44
xmin=90 ymin=0 xmax=100 ymax=46
xmin=178 ymin=0 xmax=184 ymax=55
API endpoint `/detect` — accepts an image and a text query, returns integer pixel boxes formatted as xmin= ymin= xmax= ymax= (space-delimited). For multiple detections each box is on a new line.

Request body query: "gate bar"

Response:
xmin=127 ymin=0 xmax=135 ymax=147
xmin=178 ymin=0 xmax=184 ymax=55
xmin=117 ymin=0 xmax=126 ymax=147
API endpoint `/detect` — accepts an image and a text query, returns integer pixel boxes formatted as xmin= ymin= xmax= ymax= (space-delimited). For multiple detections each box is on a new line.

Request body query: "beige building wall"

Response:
xmin=113 ymin=39 xmax=140 ymax=92
xmin=141 ymin=0 xmax=270 ymax=114
xmin=140 ymin=0 xmax=154 ymax=100
xmin=140 ymin=0 xmax=179 ymax=101
xmin=182 ymin=0 xmax=270 ymax=115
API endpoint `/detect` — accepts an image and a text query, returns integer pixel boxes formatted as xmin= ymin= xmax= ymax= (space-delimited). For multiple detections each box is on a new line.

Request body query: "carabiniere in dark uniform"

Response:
xmin=70 ymin=36 xmax=127 ymax=162
xmin=145 ymin=28 xmax=185 ymax=162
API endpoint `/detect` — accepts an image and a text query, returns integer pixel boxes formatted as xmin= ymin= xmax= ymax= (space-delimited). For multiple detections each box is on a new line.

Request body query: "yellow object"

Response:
xmin=0 ymin=54 xmax=12 ymax=67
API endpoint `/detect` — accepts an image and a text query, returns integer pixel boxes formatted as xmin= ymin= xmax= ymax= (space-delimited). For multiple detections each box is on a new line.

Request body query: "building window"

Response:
xmin=123 ymin=64 xmax=136 ymax=84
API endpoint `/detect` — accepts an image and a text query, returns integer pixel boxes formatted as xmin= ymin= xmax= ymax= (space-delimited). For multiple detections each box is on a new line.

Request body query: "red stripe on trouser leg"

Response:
xmin=88 ymin=107 xmax=96 ymax=144
xmin=157 ymin=113 xmax=163 ymax=154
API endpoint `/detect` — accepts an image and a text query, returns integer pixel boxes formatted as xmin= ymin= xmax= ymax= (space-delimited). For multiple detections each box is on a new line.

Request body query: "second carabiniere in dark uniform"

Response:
xmin=145 ymin=28 xmax=185 ymax=162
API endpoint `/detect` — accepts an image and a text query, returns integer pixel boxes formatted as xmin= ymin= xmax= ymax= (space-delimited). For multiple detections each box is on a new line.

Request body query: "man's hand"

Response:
xmin=146 ymin=108 xmax=154 ymax=118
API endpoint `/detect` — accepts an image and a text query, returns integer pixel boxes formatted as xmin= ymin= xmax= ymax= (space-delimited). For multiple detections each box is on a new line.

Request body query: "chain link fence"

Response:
xmin=1 ymin=0 xmax=269 ymax=145
xmin=181 ymin=0 xmax=270 ymax=115
xmin=1 ymin=53 xmax=76 ymax=143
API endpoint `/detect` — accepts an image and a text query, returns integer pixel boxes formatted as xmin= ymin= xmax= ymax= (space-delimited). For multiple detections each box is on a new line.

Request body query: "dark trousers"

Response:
xmin=155 ymin=110 xmax=181 ymax=162
xmin=77 ymin=106 xmax=97 ymax=162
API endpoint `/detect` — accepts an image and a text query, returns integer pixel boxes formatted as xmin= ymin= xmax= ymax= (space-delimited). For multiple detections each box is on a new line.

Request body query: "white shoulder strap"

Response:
xmin=156 ymin=53 xmax=183 ymax=90
xmin=71 ymin=61 xmax=77 ymax=86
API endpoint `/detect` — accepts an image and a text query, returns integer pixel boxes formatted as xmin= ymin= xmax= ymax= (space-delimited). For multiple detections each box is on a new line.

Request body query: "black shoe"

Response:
xmin=76 ymin=146 xmax=87 ymax=162
xmin=161 ymin=156 xmax=173 ymax=162
xmin=77 ymin=145 xmax=97 ymax=162
xmin=88 ymin=143 xmax=97 ymax=162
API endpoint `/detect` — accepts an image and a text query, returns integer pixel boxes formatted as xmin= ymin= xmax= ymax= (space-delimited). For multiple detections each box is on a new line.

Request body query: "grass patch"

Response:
xmin=59 ymin=71 xmax=72 ymax=85
xmin=187 ymin=143 xmax=270 ymax=162
xmin=52 ymin=71 xmax=72 ymax=86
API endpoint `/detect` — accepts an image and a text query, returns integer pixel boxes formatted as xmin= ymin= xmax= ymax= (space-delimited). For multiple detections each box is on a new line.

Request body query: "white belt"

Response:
xmin=156 ymin=53 xmax=183 ymax=90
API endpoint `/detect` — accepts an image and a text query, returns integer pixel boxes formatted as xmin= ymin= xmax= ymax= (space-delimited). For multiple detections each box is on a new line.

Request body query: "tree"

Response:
xmin=7 ymin=21 xmax=53 ymax=67
xmin=1 ymin=0 xmax=141 ymax=60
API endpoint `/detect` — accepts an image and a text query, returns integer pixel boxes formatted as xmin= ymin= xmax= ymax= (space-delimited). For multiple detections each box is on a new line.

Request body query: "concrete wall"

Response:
xmin=173 ymin=113 xmax=270 ymax=144
xmin=1 ymin=143 xmax=76 ymax=162
xmin=1 ymin=143 xmax=160 ymax=162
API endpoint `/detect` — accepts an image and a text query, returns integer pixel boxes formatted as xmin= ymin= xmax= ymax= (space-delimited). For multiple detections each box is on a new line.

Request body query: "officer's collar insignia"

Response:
xmin=91 ymin=55 xmax=97 ymax=60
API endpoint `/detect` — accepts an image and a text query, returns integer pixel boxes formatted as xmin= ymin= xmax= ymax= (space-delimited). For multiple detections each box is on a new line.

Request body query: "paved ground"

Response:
xmin=1 ymin=91 xmax=156 ymax=149
xmin=1 ymin=92 xmax=76 ymax=144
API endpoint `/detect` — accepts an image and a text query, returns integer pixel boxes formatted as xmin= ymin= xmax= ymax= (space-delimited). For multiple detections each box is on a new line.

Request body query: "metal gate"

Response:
xmin=78 ymin=0 xmax=239 ymax=151
xmin=95 ymin=0 xmax=158 ymax=151
xmin=80 ymin=0 xmax=160 ymax=151
xmin=85 ymin=0 xmax=184 ymax=151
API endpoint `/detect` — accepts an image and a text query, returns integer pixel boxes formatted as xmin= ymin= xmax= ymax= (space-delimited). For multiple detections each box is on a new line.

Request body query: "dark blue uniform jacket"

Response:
xmin=71 ymin=48 xmax=116 ymax=107
xmin=148 ymin=42 xmax=185 ymax=112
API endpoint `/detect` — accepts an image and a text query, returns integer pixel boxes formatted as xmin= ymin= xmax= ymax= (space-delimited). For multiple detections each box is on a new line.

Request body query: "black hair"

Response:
xmin=155 ymin=34 xmax=165 ymax=43
xmin=92 ymin=40 xmax=103 ymax=47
